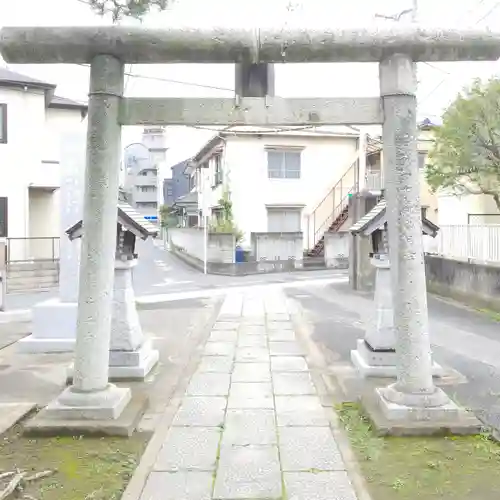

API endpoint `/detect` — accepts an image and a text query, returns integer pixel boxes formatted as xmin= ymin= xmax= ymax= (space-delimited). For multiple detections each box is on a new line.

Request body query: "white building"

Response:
xmin=0 ymin=68 xmax=87 ymax=261
xmin=187 ymin=126 xmax=360 ymax=251
xmin=123 ymin=127 xmax=167 ymax=222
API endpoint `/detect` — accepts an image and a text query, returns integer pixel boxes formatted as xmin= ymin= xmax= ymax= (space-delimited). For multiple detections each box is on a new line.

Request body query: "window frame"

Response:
xmin=214 ymin=154 xmax=223 ymax=186
xmin=0 ymin=104 xmax=7 ymax=144
xmin=266 ymin=206 xmax=302 ymax=233
xmin=266 ymin=147 xmax=302 ymax=179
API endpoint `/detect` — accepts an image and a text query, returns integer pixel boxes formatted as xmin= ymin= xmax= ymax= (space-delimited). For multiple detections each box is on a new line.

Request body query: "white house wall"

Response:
xmin=438 ymin=191 xmax=500 ymax=225
xmin=0 ymin=86 xmax=85 ymax=246
xmin=208 ymin=134 xmax=358 ymax=248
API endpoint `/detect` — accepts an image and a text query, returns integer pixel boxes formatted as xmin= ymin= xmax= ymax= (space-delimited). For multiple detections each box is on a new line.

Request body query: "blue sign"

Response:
xmin=144 ymin=216 xmax=158 ymax=221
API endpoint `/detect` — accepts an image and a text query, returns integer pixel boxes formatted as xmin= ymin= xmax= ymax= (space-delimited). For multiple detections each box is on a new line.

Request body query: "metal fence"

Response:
xmin=6 ymin=237 xmax=60 ymax=263
xmin=432 ymin=225 xmax=500 ymax=263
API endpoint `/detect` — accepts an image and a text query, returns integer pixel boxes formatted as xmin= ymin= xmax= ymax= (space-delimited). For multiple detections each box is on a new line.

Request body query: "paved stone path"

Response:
xmin=139 ymin=290 xmax=358 ymax=500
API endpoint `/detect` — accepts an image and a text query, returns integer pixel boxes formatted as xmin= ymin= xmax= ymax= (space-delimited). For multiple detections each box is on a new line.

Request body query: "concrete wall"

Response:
xmin=169 ymin=228 xmax=235 ymax=264
xmin=425 ymin=254 xmax=500 ymax=311
xmin=197 ymin=133 xmax=359 ymax=250
xmin=324 ymin=231 xmax=350 ymax=269
xmin=251 ymin=232 xmax=303 ymax=266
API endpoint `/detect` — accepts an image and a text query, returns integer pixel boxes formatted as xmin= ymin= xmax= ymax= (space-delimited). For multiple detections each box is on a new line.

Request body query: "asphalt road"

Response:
xmin=285 ymin=281 xmax=500 ymax=433
xmin=5 ymin=239 xmax=345 ymax=310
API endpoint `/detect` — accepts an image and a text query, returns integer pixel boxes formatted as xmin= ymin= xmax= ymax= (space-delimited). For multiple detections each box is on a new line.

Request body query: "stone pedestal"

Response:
xmin=18 ymin=298 xmax=77 ymax=353
xmin=351 ymin=255 xmax=443 ymax=378
xmin=67 ymin=258 xmax=159 ymax=381
xmin=20 ymin=132 xmax=84 ymax=353
xmin=108 ymin=259 xmax=159 ymax=379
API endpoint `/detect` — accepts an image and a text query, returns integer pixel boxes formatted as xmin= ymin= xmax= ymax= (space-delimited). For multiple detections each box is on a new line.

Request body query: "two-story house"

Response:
xmin=0 ymin=68 xmax=87 ymax=261
xmin=189 ymin=126 xmax=361 ymax=250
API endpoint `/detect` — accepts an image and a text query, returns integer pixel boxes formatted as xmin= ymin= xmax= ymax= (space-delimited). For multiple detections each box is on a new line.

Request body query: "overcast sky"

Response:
xmin=1 ymin=0 xmax=500 ymax=169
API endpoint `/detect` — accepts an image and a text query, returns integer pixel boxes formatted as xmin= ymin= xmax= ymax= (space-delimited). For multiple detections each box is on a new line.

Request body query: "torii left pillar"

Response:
xmin=42 ymin=55 xmax=132 ymax=422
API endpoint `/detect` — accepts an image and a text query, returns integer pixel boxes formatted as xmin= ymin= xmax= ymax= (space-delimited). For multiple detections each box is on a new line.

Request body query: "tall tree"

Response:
xmin=426 ymin=77 xmax=500 ymax=211
xmin=87 ymin=0 xmax=169 ymax=21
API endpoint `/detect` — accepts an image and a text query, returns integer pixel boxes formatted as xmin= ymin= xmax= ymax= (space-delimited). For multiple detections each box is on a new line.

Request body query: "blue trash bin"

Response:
xmin=235 ymin=246 xmax=245 ymax=263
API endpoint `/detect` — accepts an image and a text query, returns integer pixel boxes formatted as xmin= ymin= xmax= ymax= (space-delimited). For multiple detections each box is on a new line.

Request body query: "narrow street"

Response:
xmin=4 ymin=239 xmax=347 ymax=310
xmin=285 ymin=281 xmax=500 ymax=434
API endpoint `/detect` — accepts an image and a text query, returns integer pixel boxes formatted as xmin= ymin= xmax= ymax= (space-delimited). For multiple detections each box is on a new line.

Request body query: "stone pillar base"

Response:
xmin=43 ymin=384 xmax=131 ymax=421
xmin=359 ymin=385 xmax=482 ymax=436
xmin=108 ymin=339 xmax=159 ymax=380
xmin=66 ymin=340 xmax=159 ymax=382
xmin=351 ymin=339 xmax=445 ymax=378
xmin=18 ymin=299 xmax=77 ymax=353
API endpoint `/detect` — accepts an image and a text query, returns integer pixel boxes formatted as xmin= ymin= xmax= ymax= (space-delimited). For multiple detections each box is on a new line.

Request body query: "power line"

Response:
xmin=419 ymin=0 xmax=500 ymax=106
xmin=75 ymin=63 xmax=234 ymax=92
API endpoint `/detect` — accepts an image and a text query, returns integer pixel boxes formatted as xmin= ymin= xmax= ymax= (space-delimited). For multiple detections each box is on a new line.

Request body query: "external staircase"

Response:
xmin=305 ymin=146 xmax=383 ymax=258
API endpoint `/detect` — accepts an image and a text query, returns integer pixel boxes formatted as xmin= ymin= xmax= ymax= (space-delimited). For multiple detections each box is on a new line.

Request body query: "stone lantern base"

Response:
xmin=68 ymin=259 xmax=159 ymax=382
xmin=351 ymin=255 xmax=443 ymax=378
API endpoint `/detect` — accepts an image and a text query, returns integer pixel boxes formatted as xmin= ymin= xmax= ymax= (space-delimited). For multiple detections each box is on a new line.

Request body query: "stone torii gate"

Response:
xmin=2 ymin=25 xmax=499 ymax=432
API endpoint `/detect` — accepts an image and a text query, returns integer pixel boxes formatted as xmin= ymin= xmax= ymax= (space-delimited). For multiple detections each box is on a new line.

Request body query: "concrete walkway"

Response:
xmin=136 ymin=291 xmax=358 ymax=500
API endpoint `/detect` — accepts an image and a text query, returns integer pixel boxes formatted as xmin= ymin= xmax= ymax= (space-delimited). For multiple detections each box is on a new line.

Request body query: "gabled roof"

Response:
xmin=189 ymin=125 xmax=360 ymax=167
xmin=349 ymin=199 xmax=439 ymax=238
xmin=0 ymin=67 xmax=88 ymax=114
xmin=49 ymin=95 xmax=88 ymax=113
xmin=66 ymin=201 xmax=158 ymax=241
xmin=0 ymin=67 xmax=55 ymax=90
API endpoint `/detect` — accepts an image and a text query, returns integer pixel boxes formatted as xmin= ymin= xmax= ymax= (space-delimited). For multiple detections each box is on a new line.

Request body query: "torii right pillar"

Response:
xmin=370 ymin=53 xmax=479 ymax=432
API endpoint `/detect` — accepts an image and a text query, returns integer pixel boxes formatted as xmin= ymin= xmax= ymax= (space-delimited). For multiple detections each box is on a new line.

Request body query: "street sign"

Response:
xmin=144 ymin=215 xmax=158 ymax=221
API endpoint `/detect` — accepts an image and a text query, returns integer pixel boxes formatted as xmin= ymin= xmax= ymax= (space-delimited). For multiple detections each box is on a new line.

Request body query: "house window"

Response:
xmin=267 ymin=207 xmax=302 ymax=232
xmin=267 ymin=149 xmax=301 ymax=179
xmin=212 ymin=208 xmax=224 ymax=223
xmin=139 ymin=186 xmax=156 ymax=192
xmin=0 ymin=104 xmax=6 ymax=144
xmin=214 ymin=155 xmax=223 ymax=186
xmin=418 ymin=152 xmax=428 ymax=170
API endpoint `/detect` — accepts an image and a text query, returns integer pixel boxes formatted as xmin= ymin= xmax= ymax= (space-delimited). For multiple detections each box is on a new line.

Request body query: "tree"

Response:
xmin=426 ymin=77 xmax=500 ymax=211
xmin=87 ymin=0 xmax=169 ymax=22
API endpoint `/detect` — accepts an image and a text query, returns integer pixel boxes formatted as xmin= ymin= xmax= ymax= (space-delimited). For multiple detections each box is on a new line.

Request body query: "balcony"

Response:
xmin=135 ymin=174 xmax=158 ymax=187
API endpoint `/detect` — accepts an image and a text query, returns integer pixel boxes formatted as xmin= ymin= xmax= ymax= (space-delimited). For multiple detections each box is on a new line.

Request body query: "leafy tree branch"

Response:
xmin=86 ymin=0 xmax=169 ymax=21
xmin=426 ymin=77 xmax=500 ymax=211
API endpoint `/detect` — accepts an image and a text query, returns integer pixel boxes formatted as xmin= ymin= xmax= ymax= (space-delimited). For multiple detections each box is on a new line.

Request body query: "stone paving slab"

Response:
xmin=138 ymin=291 xmax=357 ymax=500
xmin=154 ymin=426 xmax=221 ymax=471
xmin=231 ymin=362 xmax=271 ymax=382
xmin=213 ymin=445 xmax=282 ymax=499
xmin=198 ymin=355 xmax=234 ymax=373
xmin=172 ymin=397 xmax=227 ymax=427
xmin=284 ymin=471 xmax=358 ymax=500
xmin=271 ymin=356 xmax=308 ymax=372
xmin=140 ymin=471 xmax=213 ymax=500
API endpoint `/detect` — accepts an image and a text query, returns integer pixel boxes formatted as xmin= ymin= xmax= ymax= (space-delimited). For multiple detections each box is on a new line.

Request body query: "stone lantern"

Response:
xmin=66 ymin=201 xmax=159 ymax=380
xmin=349 ymin=199 xmax=443 ymax=378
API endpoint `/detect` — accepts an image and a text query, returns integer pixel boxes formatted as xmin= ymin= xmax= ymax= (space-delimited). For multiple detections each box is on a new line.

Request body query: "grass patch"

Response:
xmin=477 ymin=308 xmax=500 ymax=322
xmin=338 ymin=402 xmax=500 ymax=500
xmin=0 ymin=424 xmax=149 ymax=499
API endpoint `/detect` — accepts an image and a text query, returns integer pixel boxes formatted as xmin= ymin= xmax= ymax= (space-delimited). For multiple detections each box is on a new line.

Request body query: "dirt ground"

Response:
xmin=338 ymin=403 xmax=500 ymax=500
xmin=0 ymin=422 xmax=150 ymax=499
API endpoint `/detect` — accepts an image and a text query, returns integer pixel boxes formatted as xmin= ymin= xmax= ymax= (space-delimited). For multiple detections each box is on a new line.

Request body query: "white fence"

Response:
xmin=431 ymin=225 xmax=500 ymax=263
